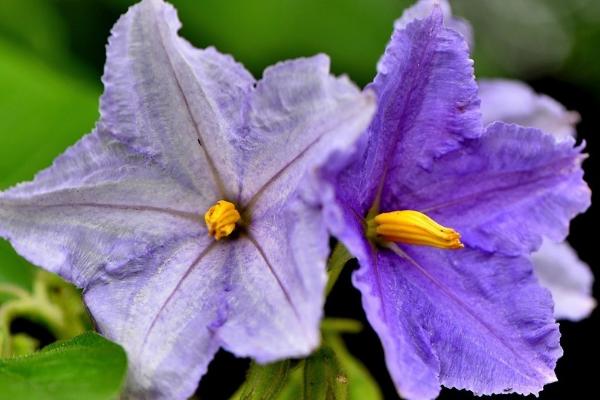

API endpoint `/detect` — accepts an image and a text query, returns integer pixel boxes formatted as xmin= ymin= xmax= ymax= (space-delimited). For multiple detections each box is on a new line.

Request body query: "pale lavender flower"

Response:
xmin=0 ymin=0 xmax=375 ymax=398
xmin=317 ymin=5 xmax=590 ymax=400
xmin=479 ymin=79 xmax=580 ymax=140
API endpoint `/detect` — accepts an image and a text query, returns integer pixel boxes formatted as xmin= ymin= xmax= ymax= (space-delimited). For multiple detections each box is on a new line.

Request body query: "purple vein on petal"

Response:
xmin=242 ymin=135 xmax=324 ymax=211
xmin=140 ymin=240 xmax=219 ymax=352
xmin=0 ymin=201 xmax=203 ymax=225
xmin=244 ymin=232 xmax=303 ymax=325
xmin=370 ymin=247 xmax=389 ymax=324
xmin=418 ymin=165 xmax=578 ymax=215
xmin=385 ymin=242 xmax=553 ymax=382
xmin=150 ymin=8 xmax=227 ymax=199
xmin=373 ymin=21 xmax=439 ymax=212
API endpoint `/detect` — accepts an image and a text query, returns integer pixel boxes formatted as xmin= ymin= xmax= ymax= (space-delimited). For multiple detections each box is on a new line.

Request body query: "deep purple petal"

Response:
xmin=353 ymin=246 xmax=560 ymax=399
xmin=386 ymin=122 xmax=590 ymax=255
xmin=532 ymin=240 xmax=596 ymax=321
xmin=395 ymin=0 xmax=473 ymax=48
xmin=319 ymin=7 xmax=482 ymax=239
xmin=479 ymin=79 xmax=579 ymax=140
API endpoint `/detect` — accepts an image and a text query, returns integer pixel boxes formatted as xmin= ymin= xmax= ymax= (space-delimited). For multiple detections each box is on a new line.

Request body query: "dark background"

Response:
xmin=0 ymin=1 xmax=597 ymax=399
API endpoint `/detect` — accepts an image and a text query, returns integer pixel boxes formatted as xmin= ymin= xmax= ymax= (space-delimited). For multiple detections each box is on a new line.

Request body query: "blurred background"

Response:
xmin=0 ymin=0 xmax=597 ymax=398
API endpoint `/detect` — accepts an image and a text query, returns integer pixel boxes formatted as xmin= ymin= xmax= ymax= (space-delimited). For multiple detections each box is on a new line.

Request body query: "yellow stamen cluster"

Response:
xmin=204 ymin=200 xmax=241 ymax=240
xmin=368 ymin=210 xmax=463 ymax=249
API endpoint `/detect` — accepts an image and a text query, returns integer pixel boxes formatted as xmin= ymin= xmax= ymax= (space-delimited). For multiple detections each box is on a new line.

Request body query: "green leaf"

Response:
xmin=0 ymin=241 xmax=35 ymax=290
xmin=0 ymin=0 xmax=69 ymax=66
xmin=0 ymin=39 xmax=99 ymax=190
xmin=232 ymin=360 xmax=292 ymax=400
xmin=0 ymin=332 xmax=127 ymax=400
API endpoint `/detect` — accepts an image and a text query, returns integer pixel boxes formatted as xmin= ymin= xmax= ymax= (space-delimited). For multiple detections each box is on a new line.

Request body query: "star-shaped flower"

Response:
xmin=0 ymin=0 xmax=374 ymax=398
xmin=317 ymin=4 xmax=590 ymax=399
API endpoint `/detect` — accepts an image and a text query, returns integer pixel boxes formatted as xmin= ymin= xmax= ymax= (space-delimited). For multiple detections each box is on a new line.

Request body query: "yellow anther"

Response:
xmin=368 ymin=210 xmax=463 ymax=249
xmin=204 ymin=200 xmax=241 ymax=240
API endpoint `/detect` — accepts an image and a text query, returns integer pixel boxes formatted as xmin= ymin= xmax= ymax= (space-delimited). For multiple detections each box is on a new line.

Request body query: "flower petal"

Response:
xmin=385 ymin=122 xmax=590 ymax=255
xmin=238 ymin=55 xmax=375 ymax=209
xmin=479 ymin=79 xmax=579 ymax=140
xmin=85 ymin=227 xmax=327 ymax=400
xmin=394 ymin=0 xmax=473 ymax=48
xmin=0 ymin=129 xmax=204 ymax=287
xmin=532 ymin=240 xmax=596 ymax=321
xmin=84 ymin=236 xmax=218 ymax=399
xmin=100 ymin=0 xmax=253 ymax=198
xmin=370 ymin=5 xmax=481 ymax=175
xmin=353 ymin=246 xmax=560 ymax=399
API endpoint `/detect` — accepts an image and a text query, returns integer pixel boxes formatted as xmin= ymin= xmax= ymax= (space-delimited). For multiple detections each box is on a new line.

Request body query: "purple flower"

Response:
xmin=317 ymin=5 xmax=590 ymax=400
xmin=0 ymin=0 xmax=374 ymax=398
xmin=479 ymin=79 xmax=595 ymax=321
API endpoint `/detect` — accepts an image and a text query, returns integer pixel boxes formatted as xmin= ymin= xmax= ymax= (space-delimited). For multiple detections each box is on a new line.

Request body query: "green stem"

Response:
xmin=321 ymin=318 xmax=362 ymax=334
xmin=0 ymin=284 xmax=29 ymax=301
xmin=325 ymin=243 xmax=353 ymax=296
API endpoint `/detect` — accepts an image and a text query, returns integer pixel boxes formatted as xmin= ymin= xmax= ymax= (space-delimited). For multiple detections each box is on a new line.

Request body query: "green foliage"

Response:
xmin=322 ymin=332 xmax=382 ymax=400
xmin=0 ymin=0 xmax=70 ymax=65
xmin=233 ymin=319 xmax=381 ymax=400
xmin=0 ymin=270 xmax=90 ymax=357
xmin=0 ymin=241 xmax=34 ymax=291
xmin=0 ymin=332 xmax=127 ymax=400
xmin=0 ymin=39 xmax=99 ymax=191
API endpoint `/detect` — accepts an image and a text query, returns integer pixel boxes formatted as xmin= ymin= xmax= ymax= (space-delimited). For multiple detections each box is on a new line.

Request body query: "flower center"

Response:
xmin=204 ymin=200 xmax=241 ymax=240
xmin=367 ymin=210 xmax=463 ymax=249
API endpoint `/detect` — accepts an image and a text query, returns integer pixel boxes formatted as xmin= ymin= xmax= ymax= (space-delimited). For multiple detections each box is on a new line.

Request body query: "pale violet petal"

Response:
xmin=100 ymin=0 xmax=252 ymax=199
xmin=0 ymin=129 xmax=204 ymax=287
xmin=532 ymin=240 xmax=596 ymax=321
xmin=239 ymin=55 xmax=375 ymax=209
xmin=479 ymin=79 xmax=580 ymax=140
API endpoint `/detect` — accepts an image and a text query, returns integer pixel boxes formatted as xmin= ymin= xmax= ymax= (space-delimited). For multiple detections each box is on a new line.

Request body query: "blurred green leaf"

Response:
xmin=0 ymin=241 xmax=34 ymax=290
xmin=272 ymin=328 xmax=379 ymax=400
xmin=0 ymin=0 xmax=69 ymax=65
xmin=108 ymin=0 xmax=410 ymax=86
xmin=0 ymin=39 xmax=99 ymax=189
xmin=0 ymin=332 xmax=127 ymax=400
